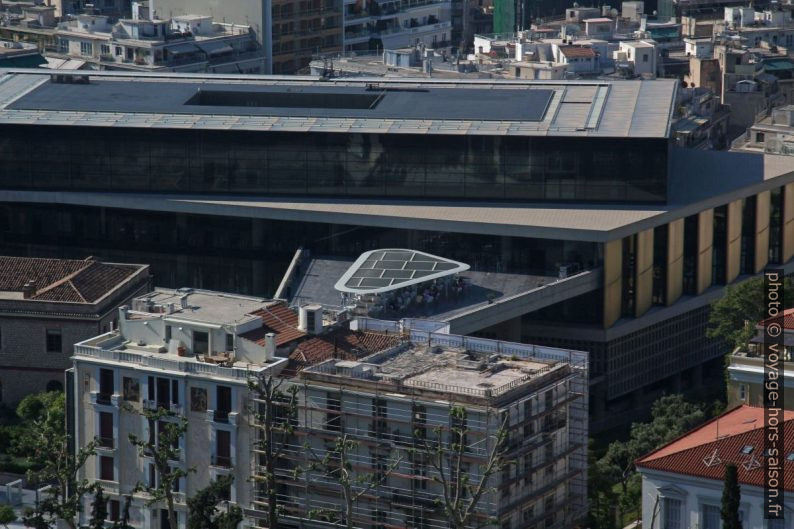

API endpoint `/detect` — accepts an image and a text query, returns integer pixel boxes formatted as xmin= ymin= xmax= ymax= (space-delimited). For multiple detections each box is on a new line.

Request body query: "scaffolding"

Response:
xmin=248 ymin=327 xmax=589 ymax=529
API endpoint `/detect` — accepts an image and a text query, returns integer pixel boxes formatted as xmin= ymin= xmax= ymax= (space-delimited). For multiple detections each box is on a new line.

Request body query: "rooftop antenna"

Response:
xmin=703 ymin=449 xmax=722 ymax=467
xmin=742 ymin=453 xmax=761 ymax=471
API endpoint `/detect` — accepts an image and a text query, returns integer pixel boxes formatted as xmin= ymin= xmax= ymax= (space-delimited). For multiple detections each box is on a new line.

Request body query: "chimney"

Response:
xmin=22 ymin=280 xmax=36 ymax=299
xmin=180 ymin=294 xmax=189 ymax=309
xmin=264 ymin=332 xmax=276 ymax=360
xmin=298 ymin=304 xmax=324 ymax=335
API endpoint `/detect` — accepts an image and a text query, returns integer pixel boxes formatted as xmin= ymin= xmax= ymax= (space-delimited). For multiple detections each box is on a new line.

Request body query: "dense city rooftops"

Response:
xmin=0 ymin=256 xmax=148 ymax=304
xmin=0 ymin=69 xmax=678 ymax=138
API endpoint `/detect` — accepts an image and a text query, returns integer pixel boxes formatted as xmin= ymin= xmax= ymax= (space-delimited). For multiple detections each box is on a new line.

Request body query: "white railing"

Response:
xmin=74 ymin=344 xmax=269 ymax=381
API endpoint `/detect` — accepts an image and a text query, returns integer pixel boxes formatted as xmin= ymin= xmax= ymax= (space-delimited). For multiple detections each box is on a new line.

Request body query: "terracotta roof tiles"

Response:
xmin=637 ymin=405 xmax=794 ymax=491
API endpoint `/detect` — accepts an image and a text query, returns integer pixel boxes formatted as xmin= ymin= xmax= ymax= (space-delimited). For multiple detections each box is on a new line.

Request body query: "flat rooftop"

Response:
xmin=291 ymin=256 xmax=562 ymax=321
xmin=130 ymin=288 xmax=268 ymax=327
xmin=304 ymin=342 xmax=562 ymax=399
xmin=0 ymin=70 xmax=678 ymax=138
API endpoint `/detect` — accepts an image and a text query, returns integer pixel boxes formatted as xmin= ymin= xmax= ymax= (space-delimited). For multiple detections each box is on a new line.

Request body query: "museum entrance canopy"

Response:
xmin=334 ymin=249 xmax=469 ymax=295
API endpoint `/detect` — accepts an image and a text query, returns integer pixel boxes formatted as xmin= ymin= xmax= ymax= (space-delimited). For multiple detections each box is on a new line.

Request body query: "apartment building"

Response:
xmin=71 ymin=289 xmax=587 ymax=529
xmin=260 ymin=318 xmax=588 ymax=529
xmin=727 ymin=307 xmax=794 ymax=408
xmin=52 ymin=13 xmax=266 ymax=73
xmin=343 ymin=0 xmax=452 ymax=53
xmin=70 ymin=288 xmax=290 ymax=529
xmin=636 ymin=405 xmax=794 ymax=529
xmin=0 ymin=256 xmax=149 ymax=405
xmin=150 ymin=0 xmax=344 ymax=74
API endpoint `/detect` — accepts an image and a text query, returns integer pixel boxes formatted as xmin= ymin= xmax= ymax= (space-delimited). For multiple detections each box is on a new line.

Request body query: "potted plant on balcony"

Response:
xmin=177 ymin=345 xmax=188 ymax=357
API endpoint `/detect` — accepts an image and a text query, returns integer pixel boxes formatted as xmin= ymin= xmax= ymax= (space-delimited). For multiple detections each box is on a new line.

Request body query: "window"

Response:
xmin=0 ymin=326 xmax=2 ymax=350
xmin=114 ymin=46 xmax=122 ymax=56
xmin=108 ymin=500 xmax=120 ymax=522
xmin=216 ymin=386 xmax=232 ymax=422
xmin=100 ymin=44 xmax=110 ymax=55
xmin=226 ymin=333 xmax=234 ymax=351
xmin=46 ymin=329 xmax=62 ymax=353
xmin=739 ymin=384 xmax=746 ymax=401
xmin=215 ymin=430 xmax=231 ymax=467
xmin=80 ymin=41 xmax=93 ymax=56
xmin=99 ymin=412 xmax=114 ymax=448
xmin=701 ymin=504 xmax=720 ymax=529
xmin=99 ymin=456 xmax=114 ymax=481
xmin=165 ymin=325 xmax=172 ymax=344
xmin=98 ymin=369 xmax=114 ymax=403
xmin=523 ymin=505 xmax=535 ymax=523
xmin=643 ymin=53 xmax=649 ymax=62
xmin=193 ymin=330 xmax=209 ymax=355
xmin=663 ymin=498 xmax=682 ymax=529
xmin=190 ymin=387 xmax=207 ymax=412
xmin=123 ymin=377 xmax=140 ymax=401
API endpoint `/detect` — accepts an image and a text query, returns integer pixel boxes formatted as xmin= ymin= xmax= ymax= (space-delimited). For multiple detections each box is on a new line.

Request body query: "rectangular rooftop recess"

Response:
xmin=185 ymin=89 xmax=384 ymax=110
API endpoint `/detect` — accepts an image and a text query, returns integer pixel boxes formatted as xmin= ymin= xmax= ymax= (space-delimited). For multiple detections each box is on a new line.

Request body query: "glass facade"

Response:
xmin=0 ymin=203 xmax=601 ymax=297
xmin=0 ymin=125 xmax=668 ymax=203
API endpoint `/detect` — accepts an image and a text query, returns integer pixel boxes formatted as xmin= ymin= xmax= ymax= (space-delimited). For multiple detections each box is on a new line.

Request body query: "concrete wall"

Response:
xmin=603 ymin=239 xmax=623 ymax=328
xmin=697 ymin=209 xmax=714 ymax=294
xmin=666 ymin=219 xmax=684 ymax=306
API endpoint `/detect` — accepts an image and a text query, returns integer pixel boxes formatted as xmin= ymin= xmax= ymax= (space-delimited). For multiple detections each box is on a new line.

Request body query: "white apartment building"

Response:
xmin=70 ymin=288 xmax=289 ymax=529
xmin=53 ymin=13 xmax=265 ymax=73
xmin=343 ymin=0 xmax=452 ymax=53
xmin=637 ymin=405 xmax=794 ymax=529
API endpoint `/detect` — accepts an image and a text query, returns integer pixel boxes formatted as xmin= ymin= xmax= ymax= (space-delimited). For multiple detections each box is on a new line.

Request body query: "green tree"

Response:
xmin=721 ymin=464 xmax=742 ymax=529
xmin=18 ymin=391 xmax=98 ymax=529
xmin=305 ymin=434 xmax=402 ymax=529
xmin=413 ymin=406 xmax=510 ymax=529
xmin=247 ymin=375 xmax=299 ymax=529
xmin=126 ymin=406 xmax=193 ymax=529
xmin=88 ymin=488 xmax=108 ymax=529
xmin=0 ymin=504 xmax=16 ymax=529
xmin=186 ymin=475 xmax=242 ymax=529
xmin=594 ymin=395 xmax=707 ymax=528
xmin=707 ymin=276 xmax=794 ymax=350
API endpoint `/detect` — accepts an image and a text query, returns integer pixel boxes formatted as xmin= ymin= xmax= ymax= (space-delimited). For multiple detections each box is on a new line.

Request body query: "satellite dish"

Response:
xmin=653 ymin=9 xmax=658 ymax=15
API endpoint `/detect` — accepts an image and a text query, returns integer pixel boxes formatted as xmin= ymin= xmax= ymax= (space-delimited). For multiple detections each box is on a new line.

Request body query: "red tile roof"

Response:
xmin=636 ymin=405 xmax=794 ymax=490
xmin=240 ymin=302 xmax=306 ymax=347
xmin=759 ymin=307 xmax=794 ymax=330
xmin=289 ymin=329 xmax=399 ymax=371
xmin=0 ymin=256 xmax=143 ymax=303
xmin=560 ymin=46 xmax=597 ymax=58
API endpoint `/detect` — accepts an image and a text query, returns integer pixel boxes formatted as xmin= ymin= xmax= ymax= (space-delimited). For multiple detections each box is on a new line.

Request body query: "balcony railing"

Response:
xmin=98 ymin=437 xmax=115 ymax=449
xmin=212 ymin=454 xmax=233 ymax=468
xmin=74 ymin=343 xmax=275 ymax=381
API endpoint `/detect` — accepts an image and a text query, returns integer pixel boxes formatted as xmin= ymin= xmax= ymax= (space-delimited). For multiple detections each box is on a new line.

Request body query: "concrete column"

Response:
xmin=666 ymin=219 xmax=684 ymax=306
xmin=697 ymin=209 xmax=714 ymax=294
xmin=726 ymin=199 xmax=743 ymax=283
xmin=755 ymin=190 xmax=771 ymax=273
xmin=635 ymin=228 xmax=654 ymax=317
xmin=603 ymin=239 xmax=623 ymax=328
xmin=784 ymin=183 xmax=794 ymax=263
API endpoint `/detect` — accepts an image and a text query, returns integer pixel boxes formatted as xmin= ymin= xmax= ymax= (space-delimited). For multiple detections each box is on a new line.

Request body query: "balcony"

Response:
xmin=211 ymin=454 xmax=233 ymax=468
xmin=90 ymin=391 xmax=120 ymax=407
xmin=98 ymin=437 xmax=115 ymax=450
